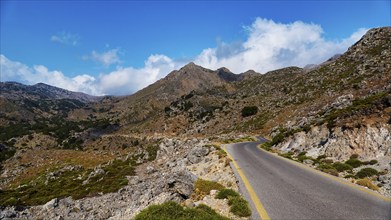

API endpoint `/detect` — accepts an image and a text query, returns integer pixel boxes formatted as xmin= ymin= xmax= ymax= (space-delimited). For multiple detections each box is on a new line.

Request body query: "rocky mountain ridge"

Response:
xmin=0 ymin=26 xmax=390 ymax=218
xmin=0 ymin=82 xmax=101 ymax=103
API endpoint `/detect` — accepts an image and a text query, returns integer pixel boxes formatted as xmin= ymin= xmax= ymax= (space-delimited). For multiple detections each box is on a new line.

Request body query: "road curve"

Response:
xmin=226 ymin=141 xmax=391 ymax=220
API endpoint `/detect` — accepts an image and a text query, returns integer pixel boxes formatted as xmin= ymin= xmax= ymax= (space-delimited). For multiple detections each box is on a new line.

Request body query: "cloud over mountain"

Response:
xmin=2 ymin=18 xmax=367 ymax=96
xmin=194 ymin=18 xmax=367 ymax=73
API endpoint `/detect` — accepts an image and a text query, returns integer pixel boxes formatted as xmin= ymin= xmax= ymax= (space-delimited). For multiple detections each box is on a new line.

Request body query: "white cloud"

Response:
xmin=83 ymin=49 xmax=121 ymax=67
xmin=50 ymin=31 xmax=80 ymax=46
xmin=194 ymin=18 xmax=367 ymax=73
xmin=0 ymin=54 xmax=178 ymax=96
xmin=2 ymin=18 xmax=369 ymax=96
xmin=0 ymin=55 xmax=99 ymax=95
xmin=98 ymin=54 xmax=179 ymax=95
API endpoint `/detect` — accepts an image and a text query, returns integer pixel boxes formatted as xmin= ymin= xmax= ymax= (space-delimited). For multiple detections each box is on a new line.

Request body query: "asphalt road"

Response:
xmin=226 ymin=141 xmax=391 ymax=220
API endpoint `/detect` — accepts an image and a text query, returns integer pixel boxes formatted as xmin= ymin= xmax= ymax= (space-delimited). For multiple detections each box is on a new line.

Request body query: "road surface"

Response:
xmin=226 ymin=140 xmax=391 ymax=220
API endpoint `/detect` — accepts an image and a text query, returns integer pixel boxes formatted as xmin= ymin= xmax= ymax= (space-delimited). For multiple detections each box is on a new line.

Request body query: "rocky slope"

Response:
xmin=0 ymin=138 xmax=243 ymax=220
xmin=0 ymin=26 xmax=390 ymax=218
xmin=0 ymin=82 xmax=101 ymax=103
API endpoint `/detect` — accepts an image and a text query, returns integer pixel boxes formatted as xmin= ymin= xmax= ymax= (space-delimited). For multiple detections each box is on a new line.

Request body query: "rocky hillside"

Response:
xmin=114 ymin=27 xmax=390 ymax=139
xmin=0 ymin=82 xmax=104 ymax=126
xmin=108 ymin=62 xmax=257 ymax=127
xmin=0 ymin=27 xmax=390 ymax=218
xmin=0 ymin=82 xmax=101 ymax=103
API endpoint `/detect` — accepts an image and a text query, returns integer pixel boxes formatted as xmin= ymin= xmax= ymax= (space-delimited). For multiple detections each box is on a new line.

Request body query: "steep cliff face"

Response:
xmin=277 ymin=123 xmax=391 ymax=161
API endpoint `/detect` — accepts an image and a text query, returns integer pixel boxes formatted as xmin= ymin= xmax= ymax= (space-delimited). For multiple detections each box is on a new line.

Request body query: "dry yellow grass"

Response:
xmin=5 ymin=149 xmax=115 ymax=188
xmin=356 ymin=178 xmax=379 ymax=191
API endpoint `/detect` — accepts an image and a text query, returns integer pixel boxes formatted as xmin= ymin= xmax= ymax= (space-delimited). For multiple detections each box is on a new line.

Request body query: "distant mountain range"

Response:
xmin=1 ymin=26 xmax=390 ymax=144
xmin=0 ymin=82 xmax=100 ymax=103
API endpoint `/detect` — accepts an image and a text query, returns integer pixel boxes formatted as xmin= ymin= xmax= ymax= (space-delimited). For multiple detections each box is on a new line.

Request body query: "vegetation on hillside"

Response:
xmin=0 ymin=157 xmax=136 ymax=206
xmin=191 ymin=179 xmax=251 ymax=217
xmin=134 ymin=201 xmax=229 ymax=220
xmin=241 ymin=106 xmax=258 ymax=117
xmin=0 ymin=117 xmax=116 ymax=149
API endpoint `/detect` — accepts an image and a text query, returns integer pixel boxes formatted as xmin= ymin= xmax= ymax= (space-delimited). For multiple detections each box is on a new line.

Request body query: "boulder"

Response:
xmin=187 ymin=147 xmax=209 ymax=164
xmin=43 ymin=198 xmax=59 ymax=209
xmin=167 ymin=170 xmax=197 ymax=198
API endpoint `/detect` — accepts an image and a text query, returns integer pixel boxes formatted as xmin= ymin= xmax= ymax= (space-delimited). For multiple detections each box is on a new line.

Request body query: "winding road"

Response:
xmin=225 ymin=140 xmax=391 ymax=220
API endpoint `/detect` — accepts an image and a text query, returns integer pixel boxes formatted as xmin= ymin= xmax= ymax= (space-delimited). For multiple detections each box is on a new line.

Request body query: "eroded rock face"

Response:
xmin=276 ymin=123 xmax=391 ymax=161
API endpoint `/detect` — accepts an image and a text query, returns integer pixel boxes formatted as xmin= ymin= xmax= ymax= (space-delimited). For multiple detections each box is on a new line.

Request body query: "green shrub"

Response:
xmin=145 ymin=144 xmax=159 ymax=161
xmin=217 ymin=148 xmax=227 ymax=158
xmin=193 ymin=179 xmax=224 ymax=200
xmin=297 ymin=155 xmax=310 ymax=162
xmin=317 ymin=163 xmax=334 ymax=170
xmin=215 ymin=189 xmax=240 ymax=199
xmin=356 ymin=178 xmax=379 ymax=191
xmin=134 ymin=201 xmax=229 ymax=220
xmin=344 ymin=174 xmax=358 ymax=179
xmin=345 ymin=159 xmax=362 ymax=168
xmin=323 ymin=169 xmax=339 ymax=176
xmin=298 ymin=151 xmax=307 ymax=157
xmin=183 ymin=101 xmax=193 ymax=111
xmin=270 ymin=132 xmax=285 ymax=145
xmin=362 ymin=160 xmax=378 ymax=165
xmin=356 ymin=168 xmax=378 ymax=178
xmin=317 ymin=164 xmax=339 ymax=176
xmin=228 ymin=196 xmax=252 ymax=217
xmin=260 ymin=142 xmax=272 ymax=151
xmin=321 ymin=159 xmax=334 ymax=164
xmin=332 ymin=162 xmax=353 ymax=172
xmin=0 ymin=146 xmax=16 ymax=163
xmin=279 ymin=151 xmax=294 ymax=160
xmin=316 ymin=154 xmax=327 ymax=161
xmin=350 ymin=154 xmax=359 ymax=159
xmin=241 ymin=106 xmax=258 ymax=117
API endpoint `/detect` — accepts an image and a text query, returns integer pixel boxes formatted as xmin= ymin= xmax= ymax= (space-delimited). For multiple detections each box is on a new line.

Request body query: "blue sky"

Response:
xmin=1 ymin=1 xmax=390 ymax=95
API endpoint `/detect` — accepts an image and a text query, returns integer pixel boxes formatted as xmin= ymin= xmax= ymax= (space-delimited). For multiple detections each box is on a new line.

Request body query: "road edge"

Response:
xmin=224 ymin=144 xmax=270 ymax=220
xmin=257 ymin=145 xmax=391 ymax=203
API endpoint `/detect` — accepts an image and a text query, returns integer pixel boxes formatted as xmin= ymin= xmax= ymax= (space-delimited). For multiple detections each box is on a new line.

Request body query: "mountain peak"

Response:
xmin=33 ymin=82 xmax=58 ymax=89
xmin=181 ymin=62 xmax=202 ymax=70
xmin=217 ymin=67 xmax=232 ymax=73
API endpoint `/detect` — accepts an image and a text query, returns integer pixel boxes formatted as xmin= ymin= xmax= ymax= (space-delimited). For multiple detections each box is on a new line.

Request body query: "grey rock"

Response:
xmin=83 ymin=168 xmax=105 ymax=185
xmin=0 ymin=209 xmax=17 ymax=219
xmin=167 ymin=170 xmax=197 ymax=198
xmin=188 ymin=147 xmax=209 ymax=164
xmin=378 ymin=175 xmax=388 ymax=183
xmin=44 ymin=198 xmax=59 ymax=209
xmin=128 ymin=176 xmax=141 ymax=185
xmin=324 ymin=94 xmax=354 ymax=114
xmin=303 ymin=159 xmax=314 ymax=165
xmin=146 ymin=166 xmax=156 ymax=174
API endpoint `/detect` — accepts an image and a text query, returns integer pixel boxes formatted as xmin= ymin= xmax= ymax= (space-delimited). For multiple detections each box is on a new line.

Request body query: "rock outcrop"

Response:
xmin=276 ymin=123 xmax=391 ymax=162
